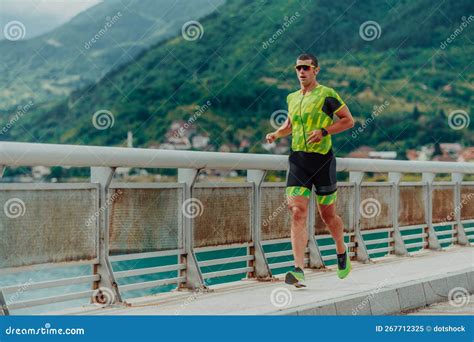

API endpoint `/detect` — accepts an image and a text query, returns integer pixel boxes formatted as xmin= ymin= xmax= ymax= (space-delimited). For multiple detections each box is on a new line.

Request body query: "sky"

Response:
xmin=0 ymin=0 xmax=101 ymax=39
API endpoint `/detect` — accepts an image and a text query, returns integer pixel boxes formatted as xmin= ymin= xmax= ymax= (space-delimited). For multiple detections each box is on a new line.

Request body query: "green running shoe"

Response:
xmin=337 ymin=251 xmax=351 ymax=279
xmin=285 ymin=267 xmax=306 ymax=288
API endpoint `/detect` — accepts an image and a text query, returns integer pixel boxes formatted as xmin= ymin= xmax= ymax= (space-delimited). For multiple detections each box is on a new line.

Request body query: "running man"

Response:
xmin=266 ymin=53 xmax=355 ymax=287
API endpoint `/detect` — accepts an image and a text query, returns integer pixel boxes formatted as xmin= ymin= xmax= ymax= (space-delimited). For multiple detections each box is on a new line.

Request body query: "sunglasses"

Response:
xmin=295 ymin=65 xmax=314 ymax=71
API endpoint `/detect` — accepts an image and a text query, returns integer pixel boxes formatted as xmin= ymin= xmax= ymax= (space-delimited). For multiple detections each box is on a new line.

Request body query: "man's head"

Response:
xmin=295 ymin=53 xmax=319 ymax=87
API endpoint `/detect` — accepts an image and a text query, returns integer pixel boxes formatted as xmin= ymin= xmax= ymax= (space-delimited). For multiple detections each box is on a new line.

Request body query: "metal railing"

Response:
xmin=0 ymin=142 xmax=473 ymax=315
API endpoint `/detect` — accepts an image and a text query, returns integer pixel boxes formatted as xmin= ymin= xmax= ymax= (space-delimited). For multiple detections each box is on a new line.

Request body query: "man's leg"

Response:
xmin=285 ymin=151 xmax=313 ymax=285
xmin=317 ymin=200 xmax=346 ymax=254
xmin=287 ymin=195 xmax=310 ymax=269
xmin=317 ymin=194 xmax=351 ymax=279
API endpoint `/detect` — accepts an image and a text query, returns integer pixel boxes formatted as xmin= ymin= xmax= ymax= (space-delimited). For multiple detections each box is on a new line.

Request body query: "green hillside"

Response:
xmin=2 ymin=0 xmax=473 ymax=157
xmin=0 ymin=0 xmax=223 ymax=109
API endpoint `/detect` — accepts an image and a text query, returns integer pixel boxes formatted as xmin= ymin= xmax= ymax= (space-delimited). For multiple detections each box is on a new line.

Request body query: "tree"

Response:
xmin=412 ymin=106 xmax=421 ymax=121
xmin=433 ymin=142 xmax=442 ymax=156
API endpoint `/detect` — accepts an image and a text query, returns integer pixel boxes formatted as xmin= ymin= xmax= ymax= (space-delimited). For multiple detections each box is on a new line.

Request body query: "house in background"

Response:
xmin=347 ymin=146 xmax=375 ymax=159
xmin=458 ymin=147 xmax=474 ymax=162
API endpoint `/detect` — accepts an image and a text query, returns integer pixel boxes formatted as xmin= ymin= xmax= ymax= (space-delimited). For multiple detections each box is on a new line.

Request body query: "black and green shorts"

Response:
xmin=286 ymin=149 xmax=337 ymax=205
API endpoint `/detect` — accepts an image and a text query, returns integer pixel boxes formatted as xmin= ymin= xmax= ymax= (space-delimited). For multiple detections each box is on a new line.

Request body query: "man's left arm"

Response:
xmin=325 ymin=105 xmax=354 ymax=135
xmin=307 ymin=105 xmax=354 ymax=143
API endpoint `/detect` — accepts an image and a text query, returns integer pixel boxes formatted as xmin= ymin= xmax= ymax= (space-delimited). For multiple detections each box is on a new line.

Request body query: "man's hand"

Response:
xmin=265 ymin=117 xmax=292 ymax=144
xmin=266 ymin=132 xmax=278 ymax=144
xmin=307 ymin=129 xmax=323 ymax=143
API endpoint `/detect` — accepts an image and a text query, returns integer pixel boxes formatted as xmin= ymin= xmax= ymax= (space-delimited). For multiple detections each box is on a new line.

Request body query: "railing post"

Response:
xmin=452 ymin=173 xmax=468 ymax=245
xmin=247 ymin=170 xmax=272 ymax=279
xmin=178 ymin=168 xmax=206 ymax=290
xmin=0 ymin=167 xmax=8 ymax=314
xmin=0 ymin=290 xmax=9 ymax=316
xmin=90 ymin=166 xmax=122 ymax=304
xmin=350 ymin=171 xmax=370 ymax=263
xmin=308 ymin=190 xmax=324 ymax=268
xmin=388 ymin=172 xmax=408 ymax=256
xmin=422 ymin=172 xmax=441 ymax=250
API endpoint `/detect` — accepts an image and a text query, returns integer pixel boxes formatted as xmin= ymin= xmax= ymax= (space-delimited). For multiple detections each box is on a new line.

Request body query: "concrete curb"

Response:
xmin=271 ymin=268 xmax=473 ymax=316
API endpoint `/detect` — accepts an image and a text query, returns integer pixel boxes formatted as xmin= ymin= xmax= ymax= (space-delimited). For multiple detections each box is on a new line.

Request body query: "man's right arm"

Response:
xmin=266 ymin=117 xmax=292 ymax=143
xmin=274 ymin=117 xmax=292 ymax=138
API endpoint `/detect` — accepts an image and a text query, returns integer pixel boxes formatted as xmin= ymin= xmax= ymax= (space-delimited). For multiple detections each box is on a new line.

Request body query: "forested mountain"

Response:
xmin=1 ymin=0 xmax=472 ymax=157
xmin=0 ymin=0 xmax=224 ymax=109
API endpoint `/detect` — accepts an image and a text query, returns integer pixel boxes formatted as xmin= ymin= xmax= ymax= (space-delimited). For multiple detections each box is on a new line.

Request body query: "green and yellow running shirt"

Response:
xmin=287 ymin=84 xmax=345 ymax=154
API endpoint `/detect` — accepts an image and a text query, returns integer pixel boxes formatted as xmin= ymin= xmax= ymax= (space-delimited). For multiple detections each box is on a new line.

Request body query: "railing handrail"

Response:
xmin=1 ymin=142 xmax=473 ymax=174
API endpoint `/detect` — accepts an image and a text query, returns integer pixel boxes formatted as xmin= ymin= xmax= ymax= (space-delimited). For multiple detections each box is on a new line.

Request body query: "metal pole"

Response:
xmin=422 ymin=172 xmax=441 ymax=250
xmin=388 ymin=172 xmax=408 ymax=256
xmin=0 ymin=290 xmax=9 ymax=316
xmin=2 ymin=142 xmax=474 ymax=173
xmin=178 ymin=168 xmax=206 ymax=290
xmin=350 ymin=171 xmax=370 ymax=263
xmin=90 ymin=167 xmax=122 ymax=304
xmin=452 ymin=173 xmax=468 ymax=245
xmin=247 ymin=170 xmax=272 ymax=279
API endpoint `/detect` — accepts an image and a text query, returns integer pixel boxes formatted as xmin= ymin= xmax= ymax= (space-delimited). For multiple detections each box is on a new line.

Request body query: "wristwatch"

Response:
xmin=321 ymin=128 xmax=329 ymax=137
